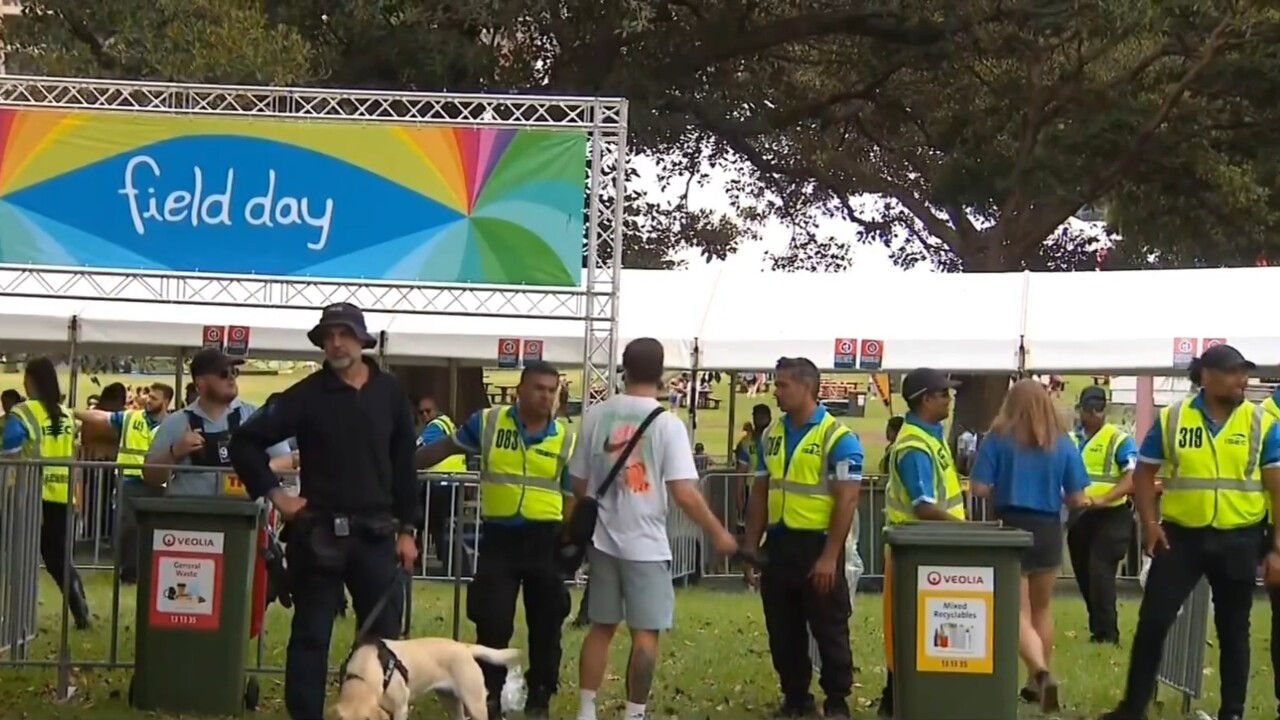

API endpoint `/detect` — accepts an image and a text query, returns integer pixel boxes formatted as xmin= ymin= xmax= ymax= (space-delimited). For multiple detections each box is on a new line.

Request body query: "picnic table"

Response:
xmin=484 ymin=383 xmax=517 ymax=405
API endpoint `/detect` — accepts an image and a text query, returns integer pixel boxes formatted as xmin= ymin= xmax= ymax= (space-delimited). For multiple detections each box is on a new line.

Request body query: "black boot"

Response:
xmin=68 ymin=579 xmax=91 ymax=630
xmin=525 ymin=689 xmax=551 ymax=720
xmin=486 ymin=698 xmax=505 ymax=720
xmin=822 ymin=697 xmax=851 ymax=720
xmin=877 ymin=671 xmax=893 ymax=719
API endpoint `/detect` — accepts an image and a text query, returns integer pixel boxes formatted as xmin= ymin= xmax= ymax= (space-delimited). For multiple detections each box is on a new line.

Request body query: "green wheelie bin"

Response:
xmin=129 ymin=497 xmax=261 ymax=716
xmin=885 ymin=522 xmax=1031 ymax=720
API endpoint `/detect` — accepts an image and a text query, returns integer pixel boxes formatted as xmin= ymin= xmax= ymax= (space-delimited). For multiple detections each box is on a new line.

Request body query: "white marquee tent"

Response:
xmin=2 ymin=265 xmax=1278 ymax=373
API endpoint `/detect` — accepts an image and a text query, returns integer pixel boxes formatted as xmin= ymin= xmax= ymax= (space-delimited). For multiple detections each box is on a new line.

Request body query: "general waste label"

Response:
xmin=149 ymin=529 xmax=225 ymax=631
xmin=915 ymin=565 xmax=994 ymax=674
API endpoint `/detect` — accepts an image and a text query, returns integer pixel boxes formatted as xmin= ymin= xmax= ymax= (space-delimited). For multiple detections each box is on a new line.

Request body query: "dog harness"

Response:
xmin=341 ymin=639 xmax=409 ymax=690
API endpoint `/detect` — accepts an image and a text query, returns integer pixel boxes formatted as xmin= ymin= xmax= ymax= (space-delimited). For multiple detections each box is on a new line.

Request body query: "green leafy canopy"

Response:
xmin=5 ymin=0 xmax=1279 ymax=271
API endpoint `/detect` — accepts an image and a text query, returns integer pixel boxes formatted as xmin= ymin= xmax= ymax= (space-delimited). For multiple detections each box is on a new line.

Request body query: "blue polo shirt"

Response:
xmin=454 ymin=406 xmax=571 ymax=526
xmin=894 ymin=413 xmax=946 ymax=507
xmin=1075 ymin=426 xmax=1139 ymax=473
xmin=1137 ymin=392 xmax=1280 ymax=468
xmin=417 ymin=416 xmax=455 ymax=448
xmin=971 ymin=431 xmax=1089 ymax=514
xmin=754 ymin=406 xmax=864 ymax=532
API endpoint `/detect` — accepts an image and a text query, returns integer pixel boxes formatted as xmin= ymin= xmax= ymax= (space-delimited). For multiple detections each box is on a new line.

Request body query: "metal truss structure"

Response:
xmin=0 ymin=75 xmax=627 ymax=405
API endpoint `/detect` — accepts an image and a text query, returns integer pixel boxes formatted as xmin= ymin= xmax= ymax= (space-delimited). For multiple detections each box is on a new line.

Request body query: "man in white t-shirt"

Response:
xmin=571 ymin=338 xmax=738 ymax=720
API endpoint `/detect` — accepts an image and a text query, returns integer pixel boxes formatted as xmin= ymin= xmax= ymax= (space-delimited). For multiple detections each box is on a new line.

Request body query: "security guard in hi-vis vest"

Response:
xmin=1 ymin=358 xmax=92 ymax=629
xmin=415 ymin=395 xmax=468 ymax=562
xmin=743 ymin=357 xmax=864 ymax=720
xmin=875 ymin=368 xmax=963 ymax=720
xmin=416 ymin=361 xmax=575 ymax=720
xmin=1065 ymin=385 xmax=1138 ymax=646
xmin=75 ymin=382 xmax=174 ymax=584
xmin=1102 ymin=344 xmax=1280 ymax=720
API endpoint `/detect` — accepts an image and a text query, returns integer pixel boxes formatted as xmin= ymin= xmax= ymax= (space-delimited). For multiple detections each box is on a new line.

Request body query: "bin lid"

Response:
xmin=134 ymin=496 xmax=262 ymax=518
xmin=884 ymin=521 xmax=1033 ymax=549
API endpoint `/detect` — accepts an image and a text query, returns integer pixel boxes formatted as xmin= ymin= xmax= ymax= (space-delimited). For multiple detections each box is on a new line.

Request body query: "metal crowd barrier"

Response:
xmin=0 ymin=458 xmax=1211 ymax=706
xmin=1154 ymin=579 xmax=1211 ymax=717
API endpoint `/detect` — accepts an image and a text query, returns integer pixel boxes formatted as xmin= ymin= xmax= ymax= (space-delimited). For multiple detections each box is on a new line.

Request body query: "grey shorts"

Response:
xmin=586 ymin=545 xmax=675 ymax=631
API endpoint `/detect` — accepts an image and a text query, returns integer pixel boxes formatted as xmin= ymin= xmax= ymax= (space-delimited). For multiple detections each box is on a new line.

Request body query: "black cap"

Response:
xmin=1078 ymin=385 xmax=1108 ymax=405
xmin=901 ymin=368 xmax=960 ymax=402
xmin=1198 ymin=343 xmax=1256 ymax=371
xmin=308 ymin=302 xmax=377 ymax=350
xmin=189 ymin=348 xmax=245 ymax=378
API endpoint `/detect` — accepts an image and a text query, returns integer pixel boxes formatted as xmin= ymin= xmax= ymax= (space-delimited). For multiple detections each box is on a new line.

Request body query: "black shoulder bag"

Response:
xmin=559 ymin=407 xmax=665 ymax=570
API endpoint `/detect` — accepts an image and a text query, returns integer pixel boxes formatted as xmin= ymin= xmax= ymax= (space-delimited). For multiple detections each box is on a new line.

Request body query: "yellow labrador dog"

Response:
xmin=327 ymin=637 xmax=521 ymax=720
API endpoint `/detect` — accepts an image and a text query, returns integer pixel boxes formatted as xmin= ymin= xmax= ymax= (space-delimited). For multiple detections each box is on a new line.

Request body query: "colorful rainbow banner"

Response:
xmin=0 ymin=108 xmax=587 ymax=285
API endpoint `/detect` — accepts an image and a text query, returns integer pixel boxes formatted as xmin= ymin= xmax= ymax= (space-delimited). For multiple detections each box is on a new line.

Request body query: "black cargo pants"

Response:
xmin=1066 ymin=504 xmax=1133 ymax=642
xmin=759 ymin=528 xmax=853 ymax=708
xmin=467 ymin=521 xmax=570 ymax=708
xmin=284 ymin=523 xmax=402 ymax=720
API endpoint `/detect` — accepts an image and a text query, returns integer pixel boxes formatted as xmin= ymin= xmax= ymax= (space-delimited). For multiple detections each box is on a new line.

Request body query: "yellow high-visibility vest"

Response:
xmin=762 ymin=411 xmax=852 ymax=531
xmin=116 ymin=409 xmax=155 ymax=480
xmin=11 ymin=400 xmax=75 ymax=504
xmin=426 ymin=415 xmax=468 ymax=473
xmin=1075 ymin=423 xmax=1129 ymax=508
xmin=478 ymin=407 xmax=573 ymax=521
xmin=885 ymin=423 xmax=966 ymax=524
xmin=1263 ymin=396 xmax=1279 ymax=421
xmin=1160 ymin=398 xmax=1271 ymax=529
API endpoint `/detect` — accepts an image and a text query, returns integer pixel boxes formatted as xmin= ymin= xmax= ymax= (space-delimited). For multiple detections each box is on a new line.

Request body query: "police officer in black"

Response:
xmin=230 ymin=303 xmax=421 ymax=720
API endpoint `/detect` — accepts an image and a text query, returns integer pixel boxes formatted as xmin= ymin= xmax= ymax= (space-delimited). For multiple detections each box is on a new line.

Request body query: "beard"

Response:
xmin=328 ymin=355 xmax=354 ymax=370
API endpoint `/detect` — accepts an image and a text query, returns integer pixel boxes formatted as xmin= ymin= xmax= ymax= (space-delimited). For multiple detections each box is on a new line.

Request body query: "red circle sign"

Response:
xmin=1204 ymin=338 xmax=1223 ymax=349
xmin=836 ymin=339 xmax=853 ymax=354
xmin=162 ymin=534 xmax=176 ymax=547
xmin=864 ymin=340 xmax=881 ymax=355
xmin=500 ymin=340 xmax=516 ymax=353
xmin=206 ymin=327 xmax=222 ymax=341
xmin=1176 ymin=339 xmax=1193 ymax=352
xmin=926 ymin=571 xmax=941 ymax=586
xmin=231 ymin=327 xmax=246 ymax=341
xmin=526 ymin=341 xmax=542 ymax=353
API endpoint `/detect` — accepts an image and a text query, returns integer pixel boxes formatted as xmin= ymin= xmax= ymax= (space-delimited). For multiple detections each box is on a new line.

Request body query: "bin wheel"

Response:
xmin=244 ymin=677 xmax=260 ymax=711
xmin=127 ymin=676 xmax=137 ymax=708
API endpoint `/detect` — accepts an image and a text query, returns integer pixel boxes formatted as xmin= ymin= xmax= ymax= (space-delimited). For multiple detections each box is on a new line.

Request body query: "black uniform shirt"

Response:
xmin=228 ymin=358 xmax=421 ymax=528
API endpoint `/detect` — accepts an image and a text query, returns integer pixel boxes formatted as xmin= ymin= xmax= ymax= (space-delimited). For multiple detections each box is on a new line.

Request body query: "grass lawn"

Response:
xmin=2 ymin=572 xmax=1277 ymax=719
xmin=0 ymin=368 xmax=1108 ymax=472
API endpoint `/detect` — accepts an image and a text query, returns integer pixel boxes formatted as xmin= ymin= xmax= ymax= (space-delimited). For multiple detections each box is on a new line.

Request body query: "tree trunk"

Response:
xmin=949 ymin=374 xmax=1009 ymax=449
xmin=389 ymin=365 xmax=490 ymax=421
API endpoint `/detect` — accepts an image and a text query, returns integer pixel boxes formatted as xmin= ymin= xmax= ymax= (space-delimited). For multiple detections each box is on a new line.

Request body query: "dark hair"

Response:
xmin=519 ymin=361 xmax=559 ymax=384
xmin=622 ymin=338 xmax=665 ymax=385
xmin=1 ymin=389 xmax=22 ymax=406
xmin=1188 ymin=357 xmax=1203 ymax=386
xmin=150 ymin=382 xmax=175 ymax=403
xmin=184 ymin=382 xmax=198 ymax=403
xmin=751 ymin=403 xmax=772 ymax=417
xmin=775 ymin=357 xmax=821 ymax=398
xmin=100 ymin=382 xmax=127 ymax=406
xmin=886 ymin=416 xmax=905 ymax=433
xmin=24 ymin=357 xmax=66 ymax=436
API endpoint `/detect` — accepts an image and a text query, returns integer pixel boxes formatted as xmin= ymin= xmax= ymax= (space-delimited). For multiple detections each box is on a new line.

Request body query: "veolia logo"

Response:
xmin=162 ymin=533 xmax=214 ymax=548
xmin=926 ymin=571 xmax=942 ymax=585
xmin=927 ymin=570 xmax=985 ymax=585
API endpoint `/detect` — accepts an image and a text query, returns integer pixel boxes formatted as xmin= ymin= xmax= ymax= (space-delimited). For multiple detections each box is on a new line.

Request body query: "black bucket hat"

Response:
xmin=307 ymin=302 xmax=377 ymax=350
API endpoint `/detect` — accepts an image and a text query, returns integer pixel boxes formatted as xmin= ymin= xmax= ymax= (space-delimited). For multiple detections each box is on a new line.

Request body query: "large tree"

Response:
xmin=7 ymin=0 xmax=1279 ymax=428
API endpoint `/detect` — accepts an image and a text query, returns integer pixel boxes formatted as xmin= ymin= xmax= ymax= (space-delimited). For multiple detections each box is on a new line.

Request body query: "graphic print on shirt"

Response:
xmin=604 ymin=422 xmax=651 ymax=494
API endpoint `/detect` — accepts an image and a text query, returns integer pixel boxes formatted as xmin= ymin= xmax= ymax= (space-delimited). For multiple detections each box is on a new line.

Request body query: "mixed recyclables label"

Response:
xmin=149 ymin=529 xmax=225 ymax=631
xmin=916 ymin=565 xmax=994 ymax=674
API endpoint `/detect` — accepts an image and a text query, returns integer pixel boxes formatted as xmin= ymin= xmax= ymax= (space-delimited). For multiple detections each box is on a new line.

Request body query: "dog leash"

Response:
xmin=352 ymin=568 xmax=409 ymax=648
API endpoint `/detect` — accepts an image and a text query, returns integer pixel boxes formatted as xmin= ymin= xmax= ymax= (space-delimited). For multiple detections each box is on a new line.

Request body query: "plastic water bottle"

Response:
xmin=501 ymin=665 xmax=526 ymax=713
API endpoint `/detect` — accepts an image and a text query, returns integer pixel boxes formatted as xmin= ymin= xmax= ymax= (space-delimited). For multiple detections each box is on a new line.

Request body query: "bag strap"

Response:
xmin=594 ymin=407 xmax=665 ymax=499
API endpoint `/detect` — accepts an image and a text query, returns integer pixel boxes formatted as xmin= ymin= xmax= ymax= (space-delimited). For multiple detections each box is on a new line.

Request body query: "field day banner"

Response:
xmin=0 ymin=108 xmax=587 ymax=286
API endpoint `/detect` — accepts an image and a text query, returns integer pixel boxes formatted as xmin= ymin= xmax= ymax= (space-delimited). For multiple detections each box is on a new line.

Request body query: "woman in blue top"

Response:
xmin=970 ymin=379 xmax=1091 ymax=713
